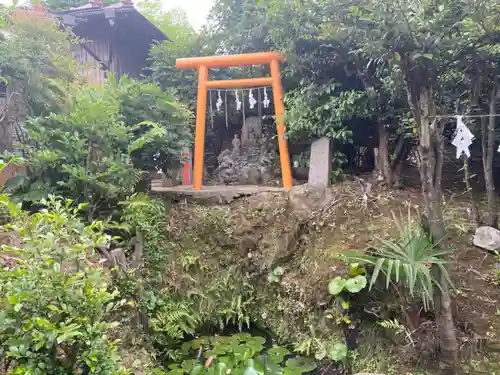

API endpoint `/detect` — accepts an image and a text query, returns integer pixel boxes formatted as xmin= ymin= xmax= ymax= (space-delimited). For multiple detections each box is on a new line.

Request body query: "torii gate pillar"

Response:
xmin=176 ymin=52 xmax=293 ymax=190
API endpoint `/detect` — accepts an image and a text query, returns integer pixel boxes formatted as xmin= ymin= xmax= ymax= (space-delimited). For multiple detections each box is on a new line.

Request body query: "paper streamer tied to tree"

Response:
xmin=452 ymin=115 xmax=474 ymax=159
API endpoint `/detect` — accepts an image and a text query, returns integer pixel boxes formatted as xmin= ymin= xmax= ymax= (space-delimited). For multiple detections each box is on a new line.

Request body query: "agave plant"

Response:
xmin=344 ymin=208 xmax=455 ymax=311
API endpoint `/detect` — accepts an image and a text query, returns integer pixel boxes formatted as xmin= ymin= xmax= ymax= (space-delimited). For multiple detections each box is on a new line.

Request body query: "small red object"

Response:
xmin=182 ymin=152 xmax=190 ymax=185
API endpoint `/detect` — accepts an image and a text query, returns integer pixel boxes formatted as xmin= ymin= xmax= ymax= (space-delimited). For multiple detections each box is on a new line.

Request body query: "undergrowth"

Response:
xmin=117 ymin=195 xmax=256 ymax=361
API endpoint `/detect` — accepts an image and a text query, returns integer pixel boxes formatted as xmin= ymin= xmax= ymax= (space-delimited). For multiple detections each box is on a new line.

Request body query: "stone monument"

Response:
xmin=308 ymin=137 xmax=332 ymax=186
xmin=241 ymin=115 xmax=262 ymax=147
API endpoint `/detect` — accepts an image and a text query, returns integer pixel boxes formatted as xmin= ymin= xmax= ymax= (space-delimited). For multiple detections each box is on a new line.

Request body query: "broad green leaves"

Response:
xmin=327 ymin=275 xmax=367 ymax=296
xmin=171 ymin=333 xmax=316 ymax=375
xmin=324 ymin=271 xmax=366 ymax=361
xmin=328 ymin=277 xmax=346 ymax=295
xmin=285 ymin=83 xmax=363 ymax=141
xmin=344 ymin=275 xmax=367 ymax=293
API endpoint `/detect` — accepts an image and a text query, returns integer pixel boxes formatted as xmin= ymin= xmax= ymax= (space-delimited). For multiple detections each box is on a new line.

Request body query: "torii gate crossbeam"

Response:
xmin=176 ymin=52 xmax=293 ymax=190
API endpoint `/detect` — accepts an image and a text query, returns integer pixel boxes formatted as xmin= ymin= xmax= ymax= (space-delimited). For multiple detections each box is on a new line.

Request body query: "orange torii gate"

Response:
xmin=176 ymin=52 xmax=293 ymax=190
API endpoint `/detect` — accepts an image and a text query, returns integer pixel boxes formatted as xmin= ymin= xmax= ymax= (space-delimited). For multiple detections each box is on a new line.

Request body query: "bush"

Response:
xmin=4 ymin=77 xmax=191 ymax=220
xmin=114 ymin=76 xmax=193 ymax=174
xmin=5 ymin=84 xmax=142 ymax=219
xmin=0 ymin=195 xmax=129 ymax=374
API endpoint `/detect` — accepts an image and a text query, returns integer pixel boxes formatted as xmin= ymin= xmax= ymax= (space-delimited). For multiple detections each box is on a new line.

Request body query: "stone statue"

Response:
xmin=231 ymin=134 xmax=241 ymax=160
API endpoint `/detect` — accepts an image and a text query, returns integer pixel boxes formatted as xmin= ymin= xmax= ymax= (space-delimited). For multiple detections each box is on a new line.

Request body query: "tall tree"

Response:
xmin=136 ymin=1 xmax=196 ymax=43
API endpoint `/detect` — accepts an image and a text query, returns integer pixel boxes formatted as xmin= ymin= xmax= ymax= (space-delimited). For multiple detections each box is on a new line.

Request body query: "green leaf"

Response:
xmin=245 ymin=336 xmax=265 ymax=353
xmin=217 ymin=362 xmax=228 ymax=375
xmin=328 ymin=276 xmax=346 ymax=295
xmin=340 ymin=299 xmax=350 ymax=309
xmin=285 ymin=356 xmax=317 ymax=372
xmin=348 ymin=263 xmax=365 ymax=277
xmin=243 ymin=359 xmax=264 ymax=375
xmin=190 ymin=364 xmax=204 ymax=375
xmin=266 ymin=346 xmax=290 ymax=364
xmin=273 ymin=266 xmax=285 ymax=276
xmin=47 ymin=305 xmax=59 ymax=312
xmin=190 ymin=336 xmax=212 ymax=347
xmin=233 ymin=332 xmax=252 ymax=342
xmin=328 ymin=342 xmax=348 ymax=362
xmin=345 ymin=275 xmax=367 ymax=293
xmin=181 ymin=359 xmax=200 ymax=371
xmin=370 ymin=258 xmax=384 ymax=289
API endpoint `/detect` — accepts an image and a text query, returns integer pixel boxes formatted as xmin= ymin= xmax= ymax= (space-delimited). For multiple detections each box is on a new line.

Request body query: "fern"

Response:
xmin=150 ymin=301 xmax=201 ymax=340
xmin=378 ymin=318 xmax=405 ymax=334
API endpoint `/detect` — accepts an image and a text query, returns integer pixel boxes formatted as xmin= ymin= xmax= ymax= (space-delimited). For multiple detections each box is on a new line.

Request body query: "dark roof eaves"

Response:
xmin=50 ymin=6 xmax=168 ymax=41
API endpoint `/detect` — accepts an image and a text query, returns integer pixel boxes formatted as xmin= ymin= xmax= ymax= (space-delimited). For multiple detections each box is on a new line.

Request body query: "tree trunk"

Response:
xmin=409 ymin=85 xmax=458 ymax=370
xmin=373 ymin=147 xmax=380 ymax=178
xmin=415 ymin=88 xmax=443 ymax=238
xmin=463 ymin=157 xmax=480 ymax=225
xmin=483 ymin=83 xmax=497 ymax=227
xmin=391 ymin=135 xmax=408 ymax=189
xmin=377 ymin=121 xmax=392 ymax=185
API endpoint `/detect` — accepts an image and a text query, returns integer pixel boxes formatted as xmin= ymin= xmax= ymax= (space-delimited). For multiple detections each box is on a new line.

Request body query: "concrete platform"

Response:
xmin=151 ymin=180 xmax=286 ymax=204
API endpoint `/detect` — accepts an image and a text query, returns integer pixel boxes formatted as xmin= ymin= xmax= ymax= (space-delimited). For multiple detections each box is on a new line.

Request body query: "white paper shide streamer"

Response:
xmin=235 ymin=90 xmax=242 ymax=111
xmin=263 ymin=87 xmax=270 ymax=108
xmin=452 ymin=115 xmax=474 ymax=159
xmin=216 ymin=90 xmax=223 ymax=111
xmin=248 ymin=89 xmax=257 ymax=109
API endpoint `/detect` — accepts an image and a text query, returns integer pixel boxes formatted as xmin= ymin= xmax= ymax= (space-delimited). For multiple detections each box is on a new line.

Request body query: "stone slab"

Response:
xmin=151 ymin=180 xmax=285 ymax=204
xmin=308 ymin=137 xmax=332 ymax=186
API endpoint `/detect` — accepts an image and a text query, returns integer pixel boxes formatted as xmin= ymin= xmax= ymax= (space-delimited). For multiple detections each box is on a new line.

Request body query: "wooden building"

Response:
xmin=53 ymin=0 xmax=167 ymax=86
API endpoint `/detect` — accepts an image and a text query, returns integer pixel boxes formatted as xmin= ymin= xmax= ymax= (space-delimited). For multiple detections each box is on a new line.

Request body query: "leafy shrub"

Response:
xmin=111 ymin=76 xmax=193 ymax=173
xmin=327 ymin=266 xmax=368 ymax=325
xmin=0 ymin=195 xmax=129 ymax=374
xmin=116 ymin=196 xmax=257 ymax=360
xmin=285 ymin=83 xmax=362 ymax=142
xmin=293 ymin=265 xmax=367 ymax=363
xmin=5 ymin=84 xmax=142 ymax=219
xmin=5 ymin=76 xmax=191 ymax=220
xmin=1 ymin=9 xmax=78 ymax=116
xmin=284 ymin=83 xmax=367 ymax=179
